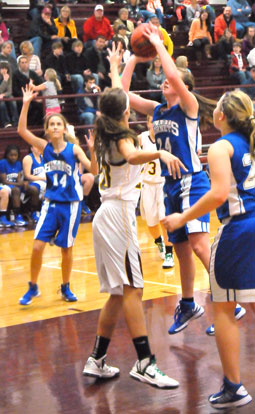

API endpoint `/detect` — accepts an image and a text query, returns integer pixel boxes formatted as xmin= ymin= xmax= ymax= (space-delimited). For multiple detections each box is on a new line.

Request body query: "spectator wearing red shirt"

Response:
xmin=214 ymin=6 xmax=237 ymax=43
xmin=82 ymin=5 xmax=114 ymax=47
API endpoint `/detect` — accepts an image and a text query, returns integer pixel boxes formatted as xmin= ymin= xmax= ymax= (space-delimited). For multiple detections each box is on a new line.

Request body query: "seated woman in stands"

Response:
xmin=217 ymin=28 xmax=234 ymax=62
xmin=0 ymin=62 xmax=19 ymax=128
xmin=54 ymin=5 xmax=78 ymax=52
xmin=0 ymin=185 xmax=14 ymax=228
xmin=113 ymin=8 xmax=134 ymax=37
xmin=19 ymin=41 xmax=43 ymax=77
xmin=188 ymin=9 xmax=213 ymax=66
xmin=146 ymin=55 xmax=165 ymax=102
xmin=242 ymin=26 xmax=255 ymax=57
xmin=0 ymin=144 xmax=28 ymax=226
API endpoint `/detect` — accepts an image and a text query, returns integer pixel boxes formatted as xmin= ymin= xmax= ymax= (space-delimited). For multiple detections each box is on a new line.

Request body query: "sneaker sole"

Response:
xmin=61 ymin=295 xmax=78 ymax=302
xmin=19 ymin=292 xmax=41 ymax=305
xmin=130 ymin=371 xmax=179 ymax=389
xmin=168 ymin=306 xmax=205 ymax=335
xmin=83 ymin=369 xmax=119 ymax=379
xmin=209 ymin=394 xmax=252 ymax=409
xmin=162 ymin=262 xmax=174 ymax=269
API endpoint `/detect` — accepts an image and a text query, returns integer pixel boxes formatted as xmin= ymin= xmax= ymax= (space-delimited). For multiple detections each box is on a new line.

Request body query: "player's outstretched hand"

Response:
xmin=159 ymin=150 xmax=187 ymax=179
xmin=162 ymin=213 xmax=185 ymax=232
xmin=22 ymin=83 xmax=38 ymax=104
xmin=143 ymin=22 xmax=163 ymax=47
xmin=85 ymin=129 xmax=95 ymax=151
xmin=107 ymin=41 xmax=123 ymax=68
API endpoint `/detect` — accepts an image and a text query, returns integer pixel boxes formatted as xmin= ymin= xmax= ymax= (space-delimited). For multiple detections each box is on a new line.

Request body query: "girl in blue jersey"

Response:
xmin=164 ymin=89 xmax=255 ymax=409
xmin=122 ymin=24 xmax=214 ymax=334
xmin=22 ymin=146 xmax=46 ymax=223
xmin=18 ymin=84 xmax=98 ymax=305
xmin=0 ymin=144 xmax=28 ymax=226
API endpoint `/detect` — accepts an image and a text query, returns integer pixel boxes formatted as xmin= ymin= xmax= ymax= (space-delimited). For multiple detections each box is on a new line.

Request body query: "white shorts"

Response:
xmin=140 ymin=181 xmax=165 ymax=227
xmin=93 ymin=199 xmax=144 ymax=295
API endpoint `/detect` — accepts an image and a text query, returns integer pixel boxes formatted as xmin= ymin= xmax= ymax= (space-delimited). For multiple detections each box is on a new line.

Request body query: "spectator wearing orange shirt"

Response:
xmin=214 ymin=6 xmax=237 ymax=43
xmin=188 ymin=9 xmax=212 ymax=65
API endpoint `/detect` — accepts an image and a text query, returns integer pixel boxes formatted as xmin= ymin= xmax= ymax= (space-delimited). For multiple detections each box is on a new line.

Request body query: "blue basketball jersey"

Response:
xmin=30 ymin=152 xmax=45 ymax=177
xmin=43 ymin=142 xmax=83 ymax=202
xmin=152 ymin=103 xmax=202 ymax=176
xmin=0 ymin=159 xmax=22 ymax=182
xmin=216 ymin=131 xmax=255 ymax=221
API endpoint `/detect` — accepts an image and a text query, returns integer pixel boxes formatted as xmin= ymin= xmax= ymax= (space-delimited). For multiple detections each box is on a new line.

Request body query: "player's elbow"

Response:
xmin=212 ymin=189 xmax=228 ymax=207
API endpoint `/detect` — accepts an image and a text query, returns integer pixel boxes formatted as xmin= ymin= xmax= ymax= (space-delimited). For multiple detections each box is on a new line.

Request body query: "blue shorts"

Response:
xmin=210 ymin=212 xmax=255 ymax=302
xmin=164 ymin=171 xmax=210 ymax=244
xmin=34 ymin=199 xmax=82 ymax=248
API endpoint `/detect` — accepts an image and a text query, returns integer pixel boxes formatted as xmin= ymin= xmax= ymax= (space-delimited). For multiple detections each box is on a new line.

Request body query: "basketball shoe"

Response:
xmin=155 ymin=238 xmax=165 ymax=259
xmin=19 ymin=282 xmax=40 ymax=305
xmin=0 ymin=215 xmax=14 ymax=228
xmin=206 ymin=304 xmax=246 ymax=336
xmin=168 ymin=300 xmax=204 ymax=334
xmin=61 ymin=283 xmax=77 ymax=302
xmin=162 ymin=253 xmax=174 ymax=269
xmin=209 ymin=377 xmax=252 ymax=409
xmin=83 ymin=355 xmax=120 ymax=379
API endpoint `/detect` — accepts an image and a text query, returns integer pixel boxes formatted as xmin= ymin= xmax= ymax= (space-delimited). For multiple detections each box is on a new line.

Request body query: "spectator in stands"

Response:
xmin=77 ymin=74 xmax=101 ymax=127
xmin=146 ymin=0 xmax=164 ymax=26
xmin=19 ymin=41 xmax=42 ymax=77
xmin=150 ymin=15 xmax=174 ymax=56
xmin=115 ymin=24 xmax=130 ymax=50
xmin=214 ymin=6 xmax=236 ymax=44
xmin=22 ymin=146 xmax=46 ymax=223
xmin=66 ymin=39 xmax=95 ymax=93
xmin=126 ymin=0 xmax=144 ymax=27
xmin=247 ymin=46 xmax=255 ymax=67
xmin=175 ymin=55 xmax=191 ymax=73
xmin=112 ymin=37 xmax=131 ymax=66
xmin=188 ymin=9 xmax=213 ymax=65
xmin=82 ymin=5 xmax=114 ymax=48
xmin=0 ymin=41 xmax=18 ymax=73
xmin=217 ymin=27 xmax=234 ymax=62
xmin=0 ymin=14 xmax=16 ymax=59
xmin=0 ymin=62 xmax=18 ymax=128
xmin=229 ymin=41 xmax=249 ymax=83
xmin=12 ymin=56 xmax=43 ymax=125
xmin=29 ymin=6 xmax=58 ymax=57
xmin=44 ymin=41 xmax=69 ymax=85
xmin=84 ymin=35 xmax=111 ymax=90
xmin=30 ymin=68 xmax=62 ymax=115
xmin=227 ymin=0 xmax=255 ymax=38
xmin=113 ymin=8 xmax=135 ymax=36
xmin=0 ymin=144 xmax=28 ymax=226
xmin=186 ymin=0 xmax=201 ymax=27
xmin=0 ymin=185 xmax=14 ymax=228
xmin=241 ymin=65 xmax=255 ymax=102
xmin=146 ymin=55 xmax=165 ymax=102
xmin=242 ymin=26 xmax=255 ymax=57
xmin=54 ymin=5 xmax=78 ymax=52
xmin=28 ymin=0 xmax=59 ymax=20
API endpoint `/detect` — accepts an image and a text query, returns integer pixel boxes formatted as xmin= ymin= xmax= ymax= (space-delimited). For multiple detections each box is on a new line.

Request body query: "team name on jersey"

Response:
xmin=153 ymin=119 xmax=179 ymax=136
xmin=44 ymin=160 xmax=72 ymax=176
xmin=33 ymin=166 xmax=45 ymax=175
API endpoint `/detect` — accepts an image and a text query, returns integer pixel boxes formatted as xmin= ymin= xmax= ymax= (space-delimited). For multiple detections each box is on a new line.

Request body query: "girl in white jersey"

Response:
xmin=121 ymin=23 xmax=245 ymax=336
xmin=83 ymin=44 xmax=185 ymax=388
xmin=164 ymin=90 xmax=255 ymax=410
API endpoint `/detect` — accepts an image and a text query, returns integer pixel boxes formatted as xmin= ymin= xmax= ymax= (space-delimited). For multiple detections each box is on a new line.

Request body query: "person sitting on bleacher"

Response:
xmin=0 ymin=144 xmax=28 ymax=227
xmin=0 ymin=185 xmax=14 ymax=228
xmin=19 ymin=41 xmax=42 ymax=77
xmin=217 ymin=28 xmax=235 ymax=62
xmin=82 ymin=5 xmax=114 ymax=49
xmin=186 ymin=0 xmax=201 ymax=27
xmin=0 ymin=13 xmax=16 ymax=59
xmin=44 ymin=40 xmax=69 ymax=85
xmin=28 ymin=6 xmax=58 ymax=57
xmin=150 ymin=15 xmax=173 ymax=56
xmin=84 ymin=35 xmax=111 ymax=90
xmin=126 ymin=0 xmax=144 ymax=27
xmin=0 ymin=41 xmax=18 ymax=73
xmin=28 ymin=0 xmax=59 ymax=20
xmin=188 ymin=9 xmax=212 ymax=65
xmin=214 ymin=6 xmax=236 ymax=44
xmin=227 ymin=0 xmax=255 ymax=39
xmin=242 ymin=26 xmax=255 ymax=57
xmin=229 ymin=41 xmax=249 ymax=84
xmin=12 ymin=55 xmax=43 ymax=126
xmin=54 ymin=5 xmax=78 ymax=52
xmin=0 ymin=61 xmax=18 ymax=128
xmin=241 ymin=65 xmax=255 ymax=104
xmin=146 ymin=55 xmax=165 ymax=102
xmin=113 ymin=8 xmax=135 ymax=37
xmin=77 ymin=74 xmax=101 ymax=129
xmin=115 ymin=24 xmax=130 ymax=50
xmin=66 ymin=39 xmax=95 ymax=93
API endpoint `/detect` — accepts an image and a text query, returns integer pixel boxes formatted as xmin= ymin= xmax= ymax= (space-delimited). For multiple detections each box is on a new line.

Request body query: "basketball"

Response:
xmin=130 ymin=23 xmax=163 ymax=58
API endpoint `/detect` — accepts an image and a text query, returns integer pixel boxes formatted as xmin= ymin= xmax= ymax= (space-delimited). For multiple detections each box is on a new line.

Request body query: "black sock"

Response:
xmin=133 ymin=336 xmax=151 ymax=361
xmin=0 ymin=210 xmax=6 ymax=217
xmin=165 ymin=245 xmax=173 ymax=254
xmin=91 ymin=335 xmax=110 ymax=360
xmin=182 ymin=297 xmax=194 ymax=303
xmin=154 ymin=236 xmax=162 ymax=244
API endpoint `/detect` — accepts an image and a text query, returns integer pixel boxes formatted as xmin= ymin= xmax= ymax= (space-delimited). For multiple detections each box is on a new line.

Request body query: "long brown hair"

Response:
xmin=44 ymin=113 xmax=79 ymax=144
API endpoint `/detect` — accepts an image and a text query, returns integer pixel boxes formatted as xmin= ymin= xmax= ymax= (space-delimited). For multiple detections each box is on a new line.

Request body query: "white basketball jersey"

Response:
xmin=140 ymin=131 xmax=164 ymax=184
xmin=99 ymin=141 xmax=142 ymax=203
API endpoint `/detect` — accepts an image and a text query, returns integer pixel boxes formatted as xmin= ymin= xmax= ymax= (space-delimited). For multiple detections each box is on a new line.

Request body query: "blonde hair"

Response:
xmin=44 ymin=113 xmax=79 ymax=144
xmin=220 ymin=89 xmax=255 ymax=159
xmin=45 ymin=68 xmax=62 ymax=91
xmin=60 ymin=5 xmax=71 ymax=17
xmin=175 ymin=55 xmax=188 ymax=69
xmin=20 ymin=40 xmax=34 ymax=55
xmin=149 ymin=55 xmax=161 ymax=71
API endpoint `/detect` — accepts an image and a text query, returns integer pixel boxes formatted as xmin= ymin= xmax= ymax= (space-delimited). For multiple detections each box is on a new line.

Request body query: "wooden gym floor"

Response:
xmin=0 ymin=212 xmax=254 ymax=414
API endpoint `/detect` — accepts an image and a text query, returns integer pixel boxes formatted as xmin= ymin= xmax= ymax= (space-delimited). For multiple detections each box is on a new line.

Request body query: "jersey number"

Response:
xmin=156 ymin=137 xmax=172 ymax=153
xmin=148 ymin=161 xmax=156 ymax=175
xmin=53 ymin=173 xmax=67 ymax=188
